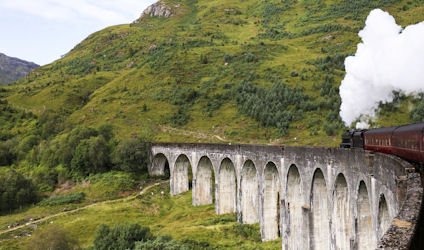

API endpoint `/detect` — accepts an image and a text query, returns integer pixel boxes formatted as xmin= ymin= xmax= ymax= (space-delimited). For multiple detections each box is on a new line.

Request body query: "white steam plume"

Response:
xmin=339 ymin=9 xmax=424 ymax=128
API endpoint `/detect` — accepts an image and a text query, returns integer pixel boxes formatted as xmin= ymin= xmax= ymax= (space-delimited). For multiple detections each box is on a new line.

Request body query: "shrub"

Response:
xmin=200 ymin=54 xmax=208 ymax=64
xmin=38 ymin=192 xmax=86 ymax=206
xmin=135 ymin=235 xmax=193 ymax=250
xmin=29 ymin=224 xmax=79 ymax=250
xmin=224 ymin=54 xmax=232 ymax=63
xmin=226 ymin=224 xmax=261 ymax=242
xmin=234 ymin=80 xmax=308 ymax=135
xmin=323 ymin=122 xmax=339 ymax=136
xmin=245 ymin=53 xmax=257 ymax=63
xmin=93 ymin=223 xmax=152 ymax=250
xmin=168 ymin=108 xmax=191 ymax=127
xmin=313 ymin=53 xmax=351 ymax=72
xmin=87 ymin=172 xmax=137 ymax=201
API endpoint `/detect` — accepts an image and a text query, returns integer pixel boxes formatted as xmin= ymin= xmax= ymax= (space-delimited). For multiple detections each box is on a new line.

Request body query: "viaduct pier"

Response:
xmin=149 ymin=143 xmax=423 ymax=249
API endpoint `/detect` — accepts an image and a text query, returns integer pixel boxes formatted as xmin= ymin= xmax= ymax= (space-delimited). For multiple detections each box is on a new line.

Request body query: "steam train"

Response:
xmin=340 ymin=123 xmax=424 ymax=163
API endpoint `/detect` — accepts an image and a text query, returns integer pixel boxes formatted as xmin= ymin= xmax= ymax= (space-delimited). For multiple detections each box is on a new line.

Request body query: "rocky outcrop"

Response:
xmin=133 ymin=1 xmax=181 ymax=23
xmin=0 ymin=53 xmax=38 ymax=85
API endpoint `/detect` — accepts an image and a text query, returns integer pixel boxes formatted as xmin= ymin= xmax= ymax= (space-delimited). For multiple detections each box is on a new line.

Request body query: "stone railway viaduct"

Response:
xmin=149 ymin=143 xmax=423 ymax=250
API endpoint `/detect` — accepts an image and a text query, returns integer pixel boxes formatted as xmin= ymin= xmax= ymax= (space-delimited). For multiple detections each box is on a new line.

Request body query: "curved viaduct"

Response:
xmin=149 ymin=143 xmax=422 ymax=249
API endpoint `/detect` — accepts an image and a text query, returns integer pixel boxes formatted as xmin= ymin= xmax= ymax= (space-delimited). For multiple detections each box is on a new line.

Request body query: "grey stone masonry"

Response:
xmin=149 ymin=143 xmax=423 ymax=249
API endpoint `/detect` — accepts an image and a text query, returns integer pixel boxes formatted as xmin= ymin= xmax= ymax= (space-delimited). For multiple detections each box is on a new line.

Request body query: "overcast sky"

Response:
xmin=0 ymin=0 xmax=156 ymax=65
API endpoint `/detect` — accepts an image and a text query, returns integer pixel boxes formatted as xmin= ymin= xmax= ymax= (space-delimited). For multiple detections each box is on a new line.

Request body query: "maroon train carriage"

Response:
xmin=391 ymin=123 xmax=424 ymax=163
xmin=343 ymin=122 xmax=424 ymax=164
xmin=364 ymin=126 xmax=397 ymax=155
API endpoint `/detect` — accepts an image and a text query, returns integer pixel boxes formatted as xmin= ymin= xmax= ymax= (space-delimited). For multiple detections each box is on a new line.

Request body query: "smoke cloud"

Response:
xmin=339 ymin=9 xmax=424 ymax=128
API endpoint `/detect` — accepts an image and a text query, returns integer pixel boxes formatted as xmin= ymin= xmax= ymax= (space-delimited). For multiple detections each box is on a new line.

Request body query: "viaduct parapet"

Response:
xmin=149 ymin=143 xmax=423 ymax=249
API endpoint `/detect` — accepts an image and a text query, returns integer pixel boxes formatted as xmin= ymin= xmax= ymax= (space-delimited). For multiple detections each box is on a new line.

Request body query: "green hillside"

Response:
xmin=2 ymin=0 xmax=423 ymax=146
xmin=1 ymin=0 xmax=424 ymax=248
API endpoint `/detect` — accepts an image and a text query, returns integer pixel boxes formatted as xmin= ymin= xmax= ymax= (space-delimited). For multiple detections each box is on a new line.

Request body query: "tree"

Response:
xmin=97 ymin=124 xmax=114 ymax=142
xmin=113 ymin=138 xmax=150 ymax=173
xmin=70 ymin=139 xmax=90 ymax=177
xmin=70 ymin=136 xmax=110 ymax=178
xmin=410 ymin=100 xmax=424 ymax=123
xmin=59 ymin=126 xmax=98 ymax=167
xmin=16 ymin=135 xmax=40 ymax=161
xmin=0 ymin=139 xmax=18 ymax=166
xmin=38 ymin=110 xmax=63 ymax=139
xmin=0 ymin=169 xmax=37 ymax=213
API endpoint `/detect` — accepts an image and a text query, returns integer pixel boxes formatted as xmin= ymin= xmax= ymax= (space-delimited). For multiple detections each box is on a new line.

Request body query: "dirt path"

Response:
xmin=160 ymin=125 xmax=228 ymax=143
xmin=0 ymin=181 xmax=167 ymax=236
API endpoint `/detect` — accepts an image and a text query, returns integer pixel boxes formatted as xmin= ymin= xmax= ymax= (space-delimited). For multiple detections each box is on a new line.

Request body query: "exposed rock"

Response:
xmin=0 ymin=53 xmax=39 ymax=85
xmin=133 ymin=1 xmax=181 ymax=23
xmin=321 ymin=34 xmax=335 ymax=41
xmin=147 ymin=44 xmax=157 ymax=51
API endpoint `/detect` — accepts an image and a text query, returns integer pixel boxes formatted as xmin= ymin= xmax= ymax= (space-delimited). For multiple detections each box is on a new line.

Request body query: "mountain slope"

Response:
xmin=0 ymin=53 xmax=38 ymax=85
xmin=3 ymin=0 xmax=424 ymax=146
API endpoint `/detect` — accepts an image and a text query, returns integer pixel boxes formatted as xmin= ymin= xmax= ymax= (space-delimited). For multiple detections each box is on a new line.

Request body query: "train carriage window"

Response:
xmin=422 ymin=137 xmax=424 ymax=151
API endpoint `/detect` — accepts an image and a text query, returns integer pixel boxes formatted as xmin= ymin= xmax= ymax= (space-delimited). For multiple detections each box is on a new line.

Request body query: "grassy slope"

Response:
xmin=2 ymin=0 xmax=423 ymax=147
xmin=0 ymin=182 xmax=281 ymax=249
xmin=1 ymin=1 xmax=424 ymax=248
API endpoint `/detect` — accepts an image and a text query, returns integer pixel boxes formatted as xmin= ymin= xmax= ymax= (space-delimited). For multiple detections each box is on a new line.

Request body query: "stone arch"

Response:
xmin=173 ymin=154 xmax=192 ymax=195
xmin=378 ymin=194 xmax=390 ymax=240
xmin=195 ymin=156 xmax=214 ymax=206
xmin=310 ymin=168 xmax=329 ymax=250
xmin=285 ymin=164 xmax=303 ymax=248
xmin=151 ymin=153 xmax=170 ymax=178
xmin=357 ymin=181 xmax=373 ymax=250
xmin=241 ymin=160 xmax=259 ymax=224
xmin=263 ymin=161 xmax=280 ymax=241
xmin=218 ymin=158 xmax=236 ymax=214
xmin=333 ymin=173 xmax=353 ymax=250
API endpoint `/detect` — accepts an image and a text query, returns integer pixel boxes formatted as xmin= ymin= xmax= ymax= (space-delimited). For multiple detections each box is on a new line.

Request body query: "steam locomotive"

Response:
xmin=340 ymin=123 xmax=424 ymax=163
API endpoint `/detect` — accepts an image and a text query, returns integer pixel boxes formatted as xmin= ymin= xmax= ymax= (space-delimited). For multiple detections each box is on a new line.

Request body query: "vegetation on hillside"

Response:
xmin=1 ymin=183 xmax=280 ymax=249
xmin=2 ymin=0 xmax=422 ymax=146
xmin=0 ymin=0 xmax=424 ymax=248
